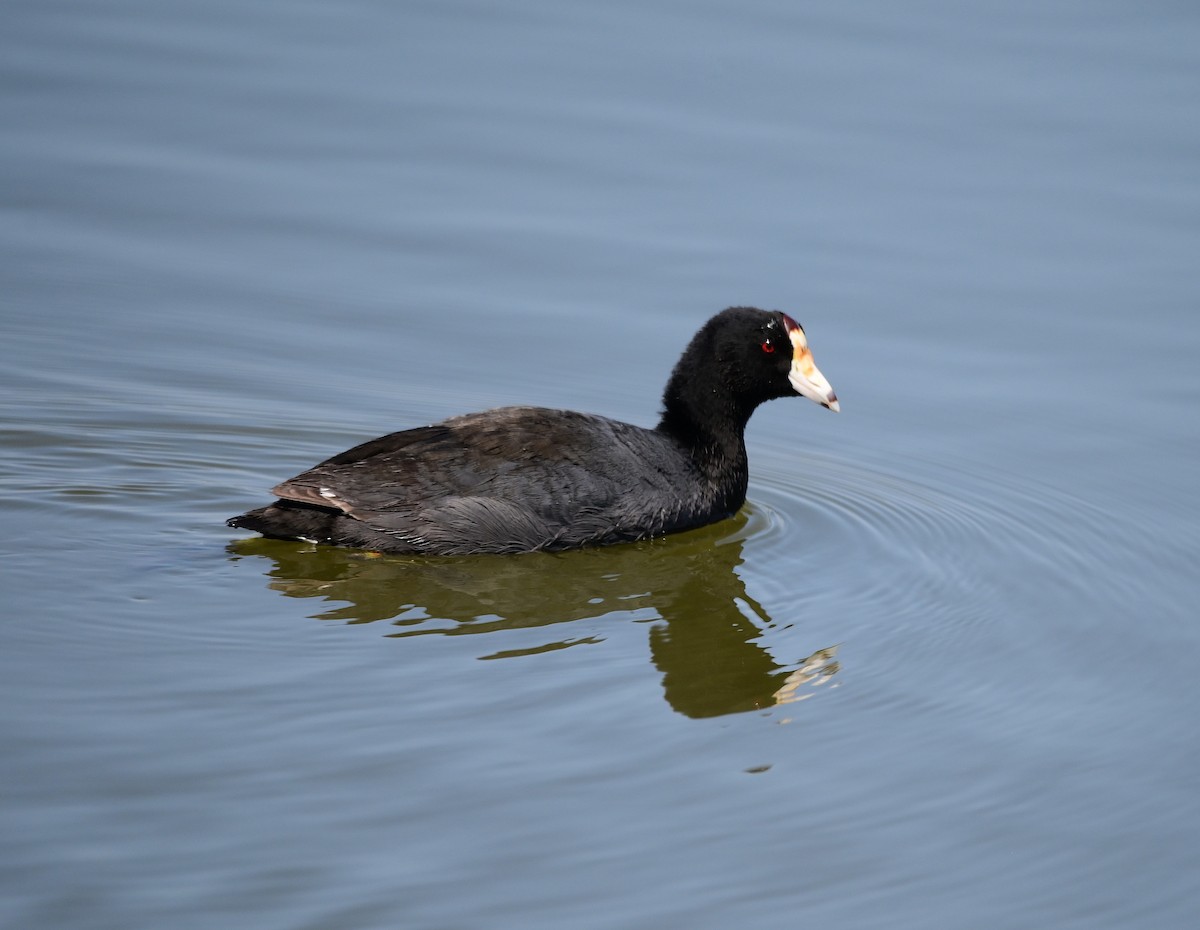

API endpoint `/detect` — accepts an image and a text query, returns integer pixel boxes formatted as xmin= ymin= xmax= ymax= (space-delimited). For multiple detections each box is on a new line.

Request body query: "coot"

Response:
xmin=227 ymin=306 xmax=839 ymax=554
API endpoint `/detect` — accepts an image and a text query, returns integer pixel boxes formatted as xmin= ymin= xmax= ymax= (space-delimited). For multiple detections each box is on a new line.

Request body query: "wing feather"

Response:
xmin=267 ymin=406 xmax=696 ymax=551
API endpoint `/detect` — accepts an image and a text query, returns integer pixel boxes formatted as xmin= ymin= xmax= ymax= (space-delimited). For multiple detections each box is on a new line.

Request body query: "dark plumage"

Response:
xmin=227 ymin=306 xmax=839 ymax=554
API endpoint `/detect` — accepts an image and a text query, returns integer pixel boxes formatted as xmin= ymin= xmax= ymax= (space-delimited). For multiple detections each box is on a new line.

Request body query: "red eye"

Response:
xmin=761 ymin=340 xmax=775 ymax=354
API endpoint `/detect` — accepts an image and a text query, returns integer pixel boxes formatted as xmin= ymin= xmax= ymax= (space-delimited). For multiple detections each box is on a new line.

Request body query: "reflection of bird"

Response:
xmin=228 ymin=524 xmax=839 ymax=719
xmin=228 ymin=307 xmax=838 ymax=554
xmin=772 ymin=647 xmax=841 ymax=707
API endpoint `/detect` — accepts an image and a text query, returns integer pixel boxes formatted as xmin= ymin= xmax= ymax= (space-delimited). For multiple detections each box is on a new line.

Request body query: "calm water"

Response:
xmin=3 ymin=1 xmax=1199 ymax=927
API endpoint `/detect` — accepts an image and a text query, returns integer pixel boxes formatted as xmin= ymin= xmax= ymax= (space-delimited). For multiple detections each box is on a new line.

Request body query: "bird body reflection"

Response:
xmin=229 ymin=514 xmax=838 ymax=719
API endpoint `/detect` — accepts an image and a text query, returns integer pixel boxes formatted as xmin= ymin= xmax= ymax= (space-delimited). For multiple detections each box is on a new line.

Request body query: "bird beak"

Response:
xmin=783 ymin=315 xmax=840 ymax=412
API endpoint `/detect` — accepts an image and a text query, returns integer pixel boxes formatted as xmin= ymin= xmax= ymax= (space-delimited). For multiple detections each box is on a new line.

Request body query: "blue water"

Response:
xmin=3 ymin=1 xmax=1199 ymax=927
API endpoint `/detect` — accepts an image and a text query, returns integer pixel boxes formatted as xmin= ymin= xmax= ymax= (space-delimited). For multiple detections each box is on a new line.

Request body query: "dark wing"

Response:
xmin=271 ymin=407 xmax=692 ymax=553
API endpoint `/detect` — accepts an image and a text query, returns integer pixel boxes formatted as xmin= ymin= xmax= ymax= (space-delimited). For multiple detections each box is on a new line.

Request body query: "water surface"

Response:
xmin=3 ymin=1 xmax=1199 ymax=928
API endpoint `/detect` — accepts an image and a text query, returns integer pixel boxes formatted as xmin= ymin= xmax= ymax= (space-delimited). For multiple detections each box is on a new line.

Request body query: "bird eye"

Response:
xmin=761 ymin=340 xmax=775 ymax=354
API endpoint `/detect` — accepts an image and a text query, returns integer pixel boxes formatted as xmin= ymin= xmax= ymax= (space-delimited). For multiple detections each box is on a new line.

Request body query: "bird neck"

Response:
xmin=656 ymin=377 xmax=752 ymax=506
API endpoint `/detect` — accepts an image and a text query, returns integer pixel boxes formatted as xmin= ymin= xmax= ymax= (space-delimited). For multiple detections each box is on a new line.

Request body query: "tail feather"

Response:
xmin=226 ymin=501 xmax=338 ymax=542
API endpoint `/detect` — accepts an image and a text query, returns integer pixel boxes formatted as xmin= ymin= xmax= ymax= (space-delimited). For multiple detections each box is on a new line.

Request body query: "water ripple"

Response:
xmin=733 ymin=435 xmax=1181 ymax=732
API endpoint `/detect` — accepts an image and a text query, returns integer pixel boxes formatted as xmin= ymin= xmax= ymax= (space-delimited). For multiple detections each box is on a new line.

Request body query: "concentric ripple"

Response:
xmin=734 ymin=434 xmax=1184 ymax=723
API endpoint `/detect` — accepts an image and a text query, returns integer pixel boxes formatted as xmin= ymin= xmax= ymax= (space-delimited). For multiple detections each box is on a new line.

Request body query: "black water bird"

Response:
xmin=227 ymin=306 xmax=839 ymax=554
